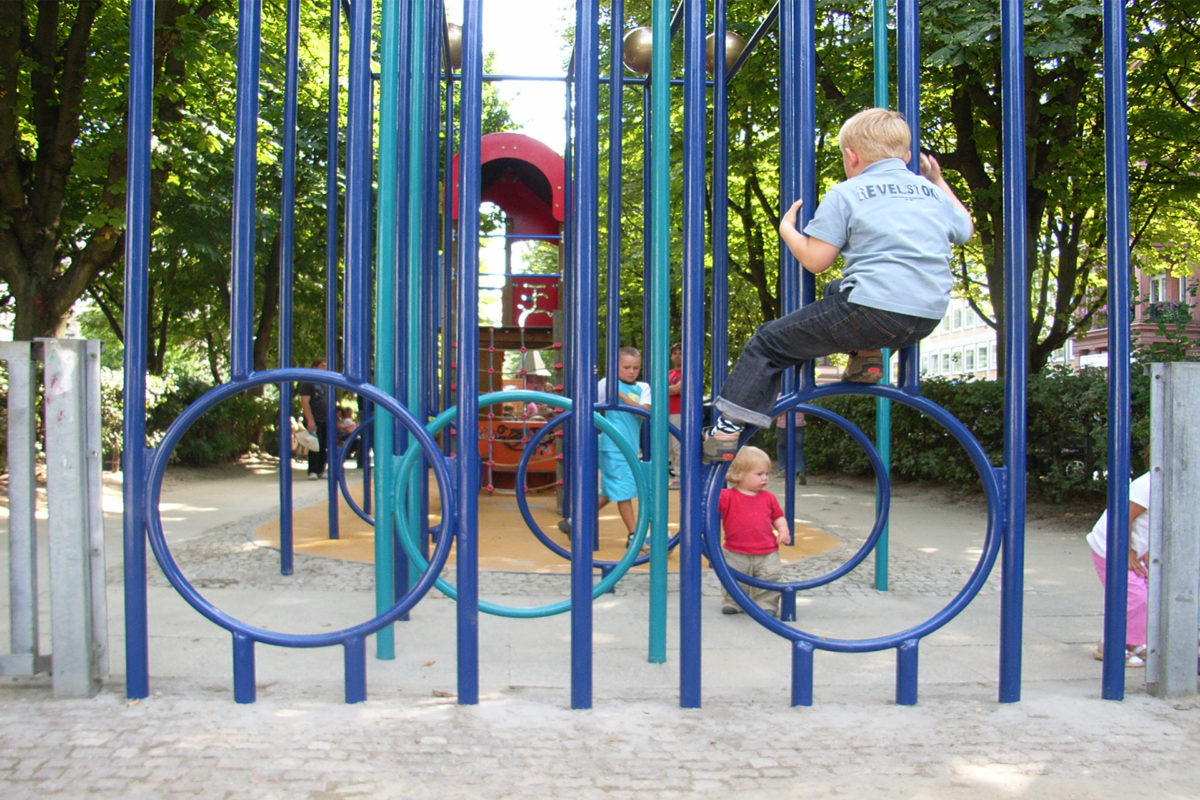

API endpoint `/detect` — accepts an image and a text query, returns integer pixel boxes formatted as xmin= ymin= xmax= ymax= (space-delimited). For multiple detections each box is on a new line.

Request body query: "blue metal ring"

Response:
xmin=515 ymin=401 xmax=681 ymax=564
xmin=392 ymin=390 xmax=651 ymax=618
xmin=704 ymin=395 xmax=892 ymax=597
xmin=143 ymin=368 xmax=456 ymax=648
xmin=706 ymin=383 xmax=1003 ymax=652
xmin=334 ymin=415 xmax=373 ymax=525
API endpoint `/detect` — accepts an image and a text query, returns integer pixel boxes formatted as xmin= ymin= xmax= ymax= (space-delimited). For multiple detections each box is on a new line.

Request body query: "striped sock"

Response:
xmin=714 ymin=416 xmax=743 ymax=435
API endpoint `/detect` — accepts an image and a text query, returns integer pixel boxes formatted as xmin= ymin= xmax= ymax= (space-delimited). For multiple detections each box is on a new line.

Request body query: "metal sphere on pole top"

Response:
xmin=622 ymin=26 xmax=654 ymax=75
xmin=706 ymin=31 xmax=746 ymax=76
xmin=445 ymin=22 xmax=463 ymax=70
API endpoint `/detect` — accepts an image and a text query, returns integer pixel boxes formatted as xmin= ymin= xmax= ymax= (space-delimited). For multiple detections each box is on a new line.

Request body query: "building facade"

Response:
xmin=919 ymin=297 xmax=1002 ymax=380
xmin=1072 ymin=269 xmax=1200 ymax=368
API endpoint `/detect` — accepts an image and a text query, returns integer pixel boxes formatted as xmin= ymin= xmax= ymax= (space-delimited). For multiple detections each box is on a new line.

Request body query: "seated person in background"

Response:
xmin=336 ymin=405 xmax=359 ymax=466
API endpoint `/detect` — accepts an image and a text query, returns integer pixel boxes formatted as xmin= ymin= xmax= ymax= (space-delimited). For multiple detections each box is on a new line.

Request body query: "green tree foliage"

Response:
xmin=0 ymin=0 xmax=145 ymax=340
xmin=920 ymin=0 xmax=1200 ymax=371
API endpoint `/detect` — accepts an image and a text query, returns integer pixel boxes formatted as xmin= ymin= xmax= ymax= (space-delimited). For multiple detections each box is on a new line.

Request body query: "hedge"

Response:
xmin=771 ymin=367 xmax=1149 ymax=503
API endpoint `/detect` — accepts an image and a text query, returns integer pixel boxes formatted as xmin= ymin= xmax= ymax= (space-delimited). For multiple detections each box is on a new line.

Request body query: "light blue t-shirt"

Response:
xmin=596 ymin=377 xmax=651 ymax=454
xmin=802 ymin=158 xmax=973 ymax=319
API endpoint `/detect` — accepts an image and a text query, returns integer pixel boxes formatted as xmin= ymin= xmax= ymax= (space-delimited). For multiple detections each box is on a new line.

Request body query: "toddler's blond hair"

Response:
xmin=725 ymin=445 xmax=771 ymax=485
xmin=838 ymin=108 xmax=912 ymax=164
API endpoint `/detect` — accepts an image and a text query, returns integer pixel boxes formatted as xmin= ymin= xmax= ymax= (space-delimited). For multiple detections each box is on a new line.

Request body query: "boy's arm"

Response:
xmin=919 ymin=153 xmax=974 ymax=237
xmin=779 ymin=199 xmax=841 ymax=273
xmin=619 ymin=384 xmax=651 ymax=409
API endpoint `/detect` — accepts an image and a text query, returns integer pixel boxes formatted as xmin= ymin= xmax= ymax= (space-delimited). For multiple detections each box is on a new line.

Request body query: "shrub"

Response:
xmin=99 ymin=368 xmax=279 ymax=467
xmin=145 ymin=373 xmax=278 ymax=465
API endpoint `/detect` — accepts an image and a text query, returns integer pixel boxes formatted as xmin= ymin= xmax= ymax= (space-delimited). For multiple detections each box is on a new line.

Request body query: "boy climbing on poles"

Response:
xmin=704 ymin=107 xmax=973 ymax=462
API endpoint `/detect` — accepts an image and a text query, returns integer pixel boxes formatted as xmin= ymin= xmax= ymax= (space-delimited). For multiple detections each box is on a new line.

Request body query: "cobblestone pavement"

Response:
xmin=2 ymin=678 xmax=1198 ymax=798
xmin=3 ymin=468 xmax=1199 ymax=798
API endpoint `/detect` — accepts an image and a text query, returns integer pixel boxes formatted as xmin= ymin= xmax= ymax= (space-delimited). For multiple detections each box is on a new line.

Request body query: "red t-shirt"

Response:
xmin=718 ymin=488 xmax=784 ymax=555
xmin=667 ymin=368 xmax=683 ymax=414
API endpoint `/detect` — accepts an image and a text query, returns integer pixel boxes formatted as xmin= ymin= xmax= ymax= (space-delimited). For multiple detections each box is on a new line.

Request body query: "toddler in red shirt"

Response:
xmin=718 ymin=446 xmax=792 ymax=617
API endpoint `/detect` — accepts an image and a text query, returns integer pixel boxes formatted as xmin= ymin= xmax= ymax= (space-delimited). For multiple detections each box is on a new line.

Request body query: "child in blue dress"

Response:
xmin=559 ymin=346 xmax=651 ymax=551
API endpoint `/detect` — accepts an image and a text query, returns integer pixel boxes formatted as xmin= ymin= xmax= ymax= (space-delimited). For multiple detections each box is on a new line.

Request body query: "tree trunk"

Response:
xmin=253 ymin=232 xmax=281 ymax=373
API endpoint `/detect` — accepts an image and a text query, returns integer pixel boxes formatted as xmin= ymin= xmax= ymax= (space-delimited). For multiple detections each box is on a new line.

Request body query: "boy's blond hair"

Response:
xmin=725 ymin=445 xmax=771 ymax=485
xmin=838 ymin=108 xmax=912 ymax=164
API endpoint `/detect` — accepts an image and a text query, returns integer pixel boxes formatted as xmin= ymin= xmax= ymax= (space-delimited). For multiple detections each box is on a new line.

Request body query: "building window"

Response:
xmin=978 ymin=345 xmax=989 ymax=370
xmin=965 ymin=348 xmax=976 ymax=371
xmin=1149 ymin=274 xmax=1167 ymax=304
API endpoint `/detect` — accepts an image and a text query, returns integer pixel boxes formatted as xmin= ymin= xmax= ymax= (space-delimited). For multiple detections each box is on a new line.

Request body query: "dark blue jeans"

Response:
xmin=307 ymin=421 xmax=328 ymax=477
xmin=715 ymin=280 xmax=938 ymax=428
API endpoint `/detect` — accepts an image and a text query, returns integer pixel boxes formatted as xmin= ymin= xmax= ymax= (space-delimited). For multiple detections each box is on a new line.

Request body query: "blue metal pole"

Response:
xmin=343 ymin=0 xmax=370 ymax=384
xmin=230 ymin=0 xmax=261 ymax=381
xmin=440 ymin=27 xmax=457 ymax=449
xmin=998 ymin=0 xmax=1030 ymax=704
xmin=797 ymin=0 xmax=817 ymax=291
xmin=610 ymin=1 xmax=636 ymax=577
xmin=277 ymin=0 xmax=300 ymax=578
xmin=677 ymin=0 xmax=705 ymax=706
xmin=418 ymin=2 xmax=442 ymax=573
xmin=605 ymin=1 xmax=624 ymax=432
xmin=560 ymin=63 xmax=574 ymax=529
xmin=336 ymin=0 xmax=370 ymax=540
xmin=323 ymin=0 xmax=341 ymax=538
xmin=896 ymin=0 xmax=919 ymax=166
xmin=777 ymin=0 xmax=803 ymax=540
xmin=122 ymin=0 xmax=154 ymax=701
xmin=456 ymin=0 xmax=485 ymax=706
xmin=569 ymin=0 xmax=601 ymax=710
xmin=711 ymin=0 xmax=731 ymax=385
xmin=325 ymin=0 xmax=340 ymax=372
xmin=1100 ymin=0 xmax=1132 ymax=701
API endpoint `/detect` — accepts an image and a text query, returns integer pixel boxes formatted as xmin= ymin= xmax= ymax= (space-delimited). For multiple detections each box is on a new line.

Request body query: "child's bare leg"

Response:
xmin=616 ymin=500 xmax=636 ymax=534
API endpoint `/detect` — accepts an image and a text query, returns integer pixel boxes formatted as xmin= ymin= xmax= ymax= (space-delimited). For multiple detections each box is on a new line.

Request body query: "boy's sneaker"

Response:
xmin=842 ymin=352 xmax=884 ymax=384
xmin=626 ymin=532 xmax=649 ymax=554
xmin=557 ymin=518 xmax=572 ymax=539
xmin=702 ymin=427 xmax=740 ymax=463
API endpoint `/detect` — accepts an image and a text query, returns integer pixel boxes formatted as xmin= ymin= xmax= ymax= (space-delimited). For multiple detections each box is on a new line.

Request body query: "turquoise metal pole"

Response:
xmin=372 ymin=0 xmax=403 ymax=659
xmin=646 ymin=0 xmax=672 ymax=664
xmin=404 ymin=0 xmax=429 ymax=626
xmin=872 ymin=0 xmax=892 ymax=592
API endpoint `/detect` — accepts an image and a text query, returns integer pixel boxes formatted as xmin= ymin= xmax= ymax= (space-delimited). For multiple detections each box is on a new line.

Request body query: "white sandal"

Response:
xmin=1092 ymin=641 xmax=1146 ymax=668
